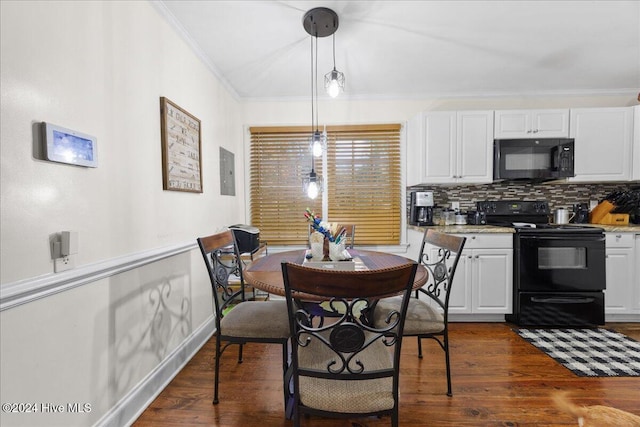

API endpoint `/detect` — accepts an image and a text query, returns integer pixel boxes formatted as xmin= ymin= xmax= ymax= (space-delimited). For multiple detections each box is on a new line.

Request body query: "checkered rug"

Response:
xmin=515 ymin=328 xmax=640 ymax=377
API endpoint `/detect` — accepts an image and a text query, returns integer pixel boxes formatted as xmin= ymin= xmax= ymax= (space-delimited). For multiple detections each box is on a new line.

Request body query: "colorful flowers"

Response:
xmin=304 ymin=208 xmax=335 ymax=242
xmin=304 ymin=208 xmax=349 ymax=244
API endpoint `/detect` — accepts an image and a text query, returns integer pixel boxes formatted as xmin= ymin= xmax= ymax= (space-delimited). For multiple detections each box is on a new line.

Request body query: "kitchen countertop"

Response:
xmin=408 ymin=224 xmax=640 ymax=234
xmin=408 ymin=225 xmax=515 ymax=234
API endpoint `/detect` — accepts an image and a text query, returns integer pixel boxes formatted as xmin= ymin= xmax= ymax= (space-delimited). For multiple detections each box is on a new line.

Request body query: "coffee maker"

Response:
xmin=409 ymin=191 xmax=434 ymax=226
xmin=572 ymin=203 xmax=590 ymax=224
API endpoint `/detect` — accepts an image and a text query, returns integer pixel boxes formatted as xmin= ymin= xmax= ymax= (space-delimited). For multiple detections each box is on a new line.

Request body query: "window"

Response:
xmin=250 ymin=124 xmax=401 ymax=245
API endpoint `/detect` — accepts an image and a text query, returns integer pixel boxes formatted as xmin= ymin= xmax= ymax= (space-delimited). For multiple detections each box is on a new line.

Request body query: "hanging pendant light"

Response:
xmin=324 ymin=34 xmax=345 ymax=98
xmin=302 ymin=7 xmax=338 ymax=198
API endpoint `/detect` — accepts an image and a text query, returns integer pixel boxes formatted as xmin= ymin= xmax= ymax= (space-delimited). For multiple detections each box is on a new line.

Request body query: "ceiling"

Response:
xmin=158 ymin=1 xmax=640 ymax=101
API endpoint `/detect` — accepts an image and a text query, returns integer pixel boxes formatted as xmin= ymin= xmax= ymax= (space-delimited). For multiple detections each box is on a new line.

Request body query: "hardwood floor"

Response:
xmin=134 ymin=323 xmax=640 ymax=426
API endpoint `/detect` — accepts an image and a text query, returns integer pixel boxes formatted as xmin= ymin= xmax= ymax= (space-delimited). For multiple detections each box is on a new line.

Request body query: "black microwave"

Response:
xmin=494 ymin=138 xmax=574 ymax=180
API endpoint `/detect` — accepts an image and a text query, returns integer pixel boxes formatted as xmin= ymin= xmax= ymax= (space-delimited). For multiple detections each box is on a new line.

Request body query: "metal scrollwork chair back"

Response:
xmin=281 ymin=261 xmax=417 ymax=427
xmin=373 ymin=229 xmax=466 ymax=397
xmin=197 ymin=230 xmax=290 ymax=407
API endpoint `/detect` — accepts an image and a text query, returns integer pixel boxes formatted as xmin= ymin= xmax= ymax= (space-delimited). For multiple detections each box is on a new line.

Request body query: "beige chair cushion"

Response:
xmin=374 ymin=296 xmax=444 ymax=335
xmin=220 ymin=300 xmax=290 ymax=339
xmin=297 ymin=335 xmax=395 ymax=413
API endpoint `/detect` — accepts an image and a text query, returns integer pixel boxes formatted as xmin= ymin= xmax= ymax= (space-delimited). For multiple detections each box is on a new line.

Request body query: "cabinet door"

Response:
xmin=421 ymin=112 xmax=456 ymax=183
xmin=604 ymin=248 xmax=634 ymax=314
xmin=570 ymin=107 xmax=633 ymax=182
xmin=495 ymin=109 xmax=568 ymax=138
xmin=457 ymin=111 xmax=494 ymax=183
xmin=634 ymin=106 xmax=640 ymax=181
xmin=472 ymin=249 xmax=513 ymax=313
xmin=531 ymin=109 xmax=569 ymax=137
xmin=494 ymin=110 xmax=531 ymax=139
xmin=635 ymin=235 xmax=640 ymax=311
xmin=447 ymin=251 xmax=472 ymax=314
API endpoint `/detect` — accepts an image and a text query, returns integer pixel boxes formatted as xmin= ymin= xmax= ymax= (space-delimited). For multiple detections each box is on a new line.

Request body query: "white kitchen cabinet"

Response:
xmin=604 ymin=232 xmax=637 ymax=316
xmin=633 ymin=106 xmax=640 ymax=181
xmin=494 ymin=109 xmax=569 ymax=139
xmin=569 ymin=107 xmax=633 ymax=182
xmin=424 ymin=233 xmax=513 ymax=316
xmin=409 ymin=110 xmax=493 ymax=185
xmin=635 ymin=234 xmax=640 ymax=311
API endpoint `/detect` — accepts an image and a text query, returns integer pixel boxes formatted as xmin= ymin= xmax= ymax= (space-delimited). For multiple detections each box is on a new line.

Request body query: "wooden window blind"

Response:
xmin=249 ymin=124 xmax=401 ymax=245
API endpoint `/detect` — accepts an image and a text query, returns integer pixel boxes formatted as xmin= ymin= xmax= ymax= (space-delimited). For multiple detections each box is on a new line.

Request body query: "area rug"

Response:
xmin=515 ymin=328 xmax=640 ymax=377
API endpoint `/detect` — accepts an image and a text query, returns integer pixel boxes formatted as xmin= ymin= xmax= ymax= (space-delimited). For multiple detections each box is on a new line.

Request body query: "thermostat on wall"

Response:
xmin=42 ymin=122 xmax=98 ymax=167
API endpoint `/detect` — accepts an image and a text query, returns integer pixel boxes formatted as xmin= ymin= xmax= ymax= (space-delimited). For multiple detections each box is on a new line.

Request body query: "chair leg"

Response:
xmin=213 ymin=335 xmax=221 ymax=404
xmin=443 ymin=331 xmax=452 ymax=397
xmin=238 ymin=343 xmax=243 ymax=363
xmin=417 ymin=336 xmax=423 ymax=358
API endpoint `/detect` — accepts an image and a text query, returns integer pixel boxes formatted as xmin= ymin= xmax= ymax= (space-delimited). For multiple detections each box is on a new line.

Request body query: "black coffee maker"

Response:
xmin=409 ymin=191 xmax=434 ymax=226
xmin=572 ymin=203 xmax=590 ymax=224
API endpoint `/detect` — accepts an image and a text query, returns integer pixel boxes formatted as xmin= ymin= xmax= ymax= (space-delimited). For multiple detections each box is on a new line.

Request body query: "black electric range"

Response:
xmin=477 ymin=200 xmax=606 ymax=327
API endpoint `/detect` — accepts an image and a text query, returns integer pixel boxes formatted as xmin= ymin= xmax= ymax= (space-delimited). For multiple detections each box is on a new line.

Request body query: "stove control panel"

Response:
xmin=477 ymin=200 xmax=549 ymax=215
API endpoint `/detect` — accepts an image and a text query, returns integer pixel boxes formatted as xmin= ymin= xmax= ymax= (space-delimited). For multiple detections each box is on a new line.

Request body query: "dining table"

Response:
xmin=243 ymin=248 xmax=428 ymax=300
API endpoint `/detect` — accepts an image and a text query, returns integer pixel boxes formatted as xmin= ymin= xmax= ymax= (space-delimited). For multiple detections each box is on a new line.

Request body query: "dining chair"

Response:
xmin=281 ymin=261 xmax=418 ymax=427
xmin=197 ymin=230 xmax=290 ymax=406
xmin=307 ymin=223 xmax=356 ymax=249
xmin=373 ymin=229 xmax=466 ymax=397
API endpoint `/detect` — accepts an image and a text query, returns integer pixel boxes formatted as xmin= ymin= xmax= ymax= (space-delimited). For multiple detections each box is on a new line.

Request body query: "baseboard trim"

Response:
xmin=96 ymin=315 xmax=216 ymax=427
xmin=1 ymin=242 xmax=196 ymax=311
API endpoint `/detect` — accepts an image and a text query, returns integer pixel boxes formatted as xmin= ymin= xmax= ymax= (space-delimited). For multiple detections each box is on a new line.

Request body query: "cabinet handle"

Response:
xmin=533 ymin=129 xmax=539 ymax=133
xmin=468 ymin=255 xmax=472 ymax=259
xmin=472 ymin=236 xmax=476 ymax=239
xmin=475 ymin=255 xmax=479 ymax=259
xmin=526 ymin=129 xmax=532 ymax=133
xmin=616 ymin=234 xmax=622 ymax=238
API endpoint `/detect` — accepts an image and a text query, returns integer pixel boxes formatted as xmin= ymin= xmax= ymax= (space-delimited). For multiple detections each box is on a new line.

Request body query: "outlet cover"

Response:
xmin=54 ymin=255 xmax=75 ymax=273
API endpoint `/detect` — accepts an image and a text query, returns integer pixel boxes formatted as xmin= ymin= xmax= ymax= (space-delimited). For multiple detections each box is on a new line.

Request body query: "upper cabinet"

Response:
xmin=494 ymin=109 xmax=569 ymax=139
xmin=569 ymin=107 xmax=633 ymax=182
xmin=407 ymin=110 xmax=493 ymax=185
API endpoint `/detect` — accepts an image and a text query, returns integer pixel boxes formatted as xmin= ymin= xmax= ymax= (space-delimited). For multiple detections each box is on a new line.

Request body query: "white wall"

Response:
xmin=1 ymin=1 xmax=243 ymax=426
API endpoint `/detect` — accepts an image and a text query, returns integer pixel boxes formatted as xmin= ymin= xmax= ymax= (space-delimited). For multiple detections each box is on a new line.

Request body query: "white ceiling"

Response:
xmin=158 ymin=0 xmax=640 ymax=101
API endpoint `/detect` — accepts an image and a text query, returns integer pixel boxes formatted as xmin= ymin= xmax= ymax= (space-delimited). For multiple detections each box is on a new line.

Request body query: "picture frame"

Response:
xmin=159 ymin=97 xmax=203 ymax=193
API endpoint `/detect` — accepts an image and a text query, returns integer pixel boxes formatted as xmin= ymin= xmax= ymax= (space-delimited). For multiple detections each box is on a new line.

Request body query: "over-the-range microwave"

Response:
xmin=494 ymin=138 xmax=575 ymax=181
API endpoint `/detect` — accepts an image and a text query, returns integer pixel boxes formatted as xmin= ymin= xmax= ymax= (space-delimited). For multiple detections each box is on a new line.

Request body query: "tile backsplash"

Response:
xmin=408 ymin=181 xmax=637 ymax=213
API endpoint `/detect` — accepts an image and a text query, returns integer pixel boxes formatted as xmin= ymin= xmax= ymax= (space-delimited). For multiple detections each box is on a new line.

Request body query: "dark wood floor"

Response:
xmin=134 ymin=322 xmax=640 ymax=426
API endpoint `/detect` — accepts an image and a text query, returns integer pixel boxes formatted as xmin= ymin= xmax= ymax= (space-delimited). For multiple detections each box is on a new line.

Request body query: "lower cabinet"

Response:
xmin=423 ymin=233 xmax=513 ymax=316
xmin=604 ymin=232 xmax=638 ymax=317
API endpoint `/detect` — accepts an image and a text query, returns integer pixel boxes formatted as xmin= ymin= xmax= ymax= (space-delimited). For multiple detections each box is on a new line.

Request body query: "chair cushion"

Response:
xmin=220 ymin=300 xmax=290 ymax=339
xmin=373 ymin=296 xmax=444 ymax=335
xmin=297 ymin=336 xmax=395 ymax=413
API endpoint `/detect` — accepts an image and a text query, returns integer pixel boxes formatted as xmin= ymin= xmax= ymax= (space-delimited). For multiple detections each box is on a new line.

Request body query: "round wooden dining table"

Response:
xmin=243 ymin=249 xmax=428 ymax=300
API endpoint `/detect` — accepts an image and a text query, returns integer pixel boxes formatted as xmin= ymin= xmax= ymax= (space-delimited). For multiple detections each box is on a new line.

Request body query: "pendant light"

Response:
xmin=302 ymin=7 xmax=339 ymax=198
xmin=324 ymin=34 xmax=345 ymax=98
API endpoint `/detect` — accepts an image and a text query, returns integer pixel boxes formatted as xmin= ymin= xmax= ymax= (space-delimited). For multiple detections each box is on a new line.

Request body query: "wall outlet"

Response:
xmin=54 ymin=255 xmax=75 ymax=273
xmin=451 ymin=201 xmax=460 ymax=210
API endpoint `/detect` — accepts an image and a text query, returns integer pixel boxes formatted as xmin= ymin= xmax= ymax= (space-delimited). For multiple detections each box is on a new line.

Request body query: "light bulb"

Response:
xmin=307 ymin=181 xmax=319 ymax=199
xmin=312 ymin=140 xmax=323 ymax=157
xmin=327 ymin=79 xmax=340 ymax=98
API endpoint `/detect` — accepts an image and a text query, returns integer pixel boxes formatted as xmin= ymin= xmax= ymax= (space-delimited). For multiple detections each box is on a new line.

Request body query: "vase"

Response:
xmin=329 ymin=241 xmax=347 ymax=261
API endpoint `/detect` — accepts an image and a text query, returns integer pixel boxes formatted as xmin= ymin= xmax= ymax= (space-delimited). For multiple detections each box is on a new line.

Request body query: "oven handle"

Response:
xmin=519 ymin=235 xmax=604 ymax=242
xmin=531 ymin=296 xmax=595 ymax=304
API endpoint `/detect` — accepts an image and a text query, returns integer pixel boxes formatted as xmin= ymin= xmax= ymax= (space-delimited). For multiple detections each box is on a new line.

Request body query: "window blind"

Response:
xmin=249 ymin=124 xmax=401 ymax=245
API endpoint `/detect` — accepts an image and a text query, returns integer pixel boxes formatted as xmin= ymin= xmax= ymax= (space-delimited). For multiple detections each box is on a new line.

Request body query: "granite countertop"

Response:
xmin=408 ymin=223 xmax=640 ymax=234
xmin=408 ymin=224 xmax=515 ymax=234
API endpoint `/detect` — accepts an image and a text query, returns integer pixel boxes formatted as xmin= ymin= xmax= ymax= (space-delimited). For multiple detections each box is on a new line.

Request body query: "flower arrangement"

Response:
xmin=304 ymin=208 xmax=334 ymax=241
xmin=304 ymin=208 xmax=347 ymax=243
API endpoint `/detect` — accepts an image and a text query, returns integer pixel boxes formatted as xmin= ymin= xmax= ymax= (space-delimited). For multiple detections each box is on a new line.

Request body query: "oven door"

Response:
xmin=516 ymin=234 xmax=605 ymax=292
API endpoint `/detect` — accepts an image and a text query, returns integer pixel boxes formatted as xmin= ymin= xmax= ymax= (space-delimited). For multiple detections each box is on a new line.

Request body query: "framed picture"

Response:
xmin=159 ymin=97 xmax=203 ymax=193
